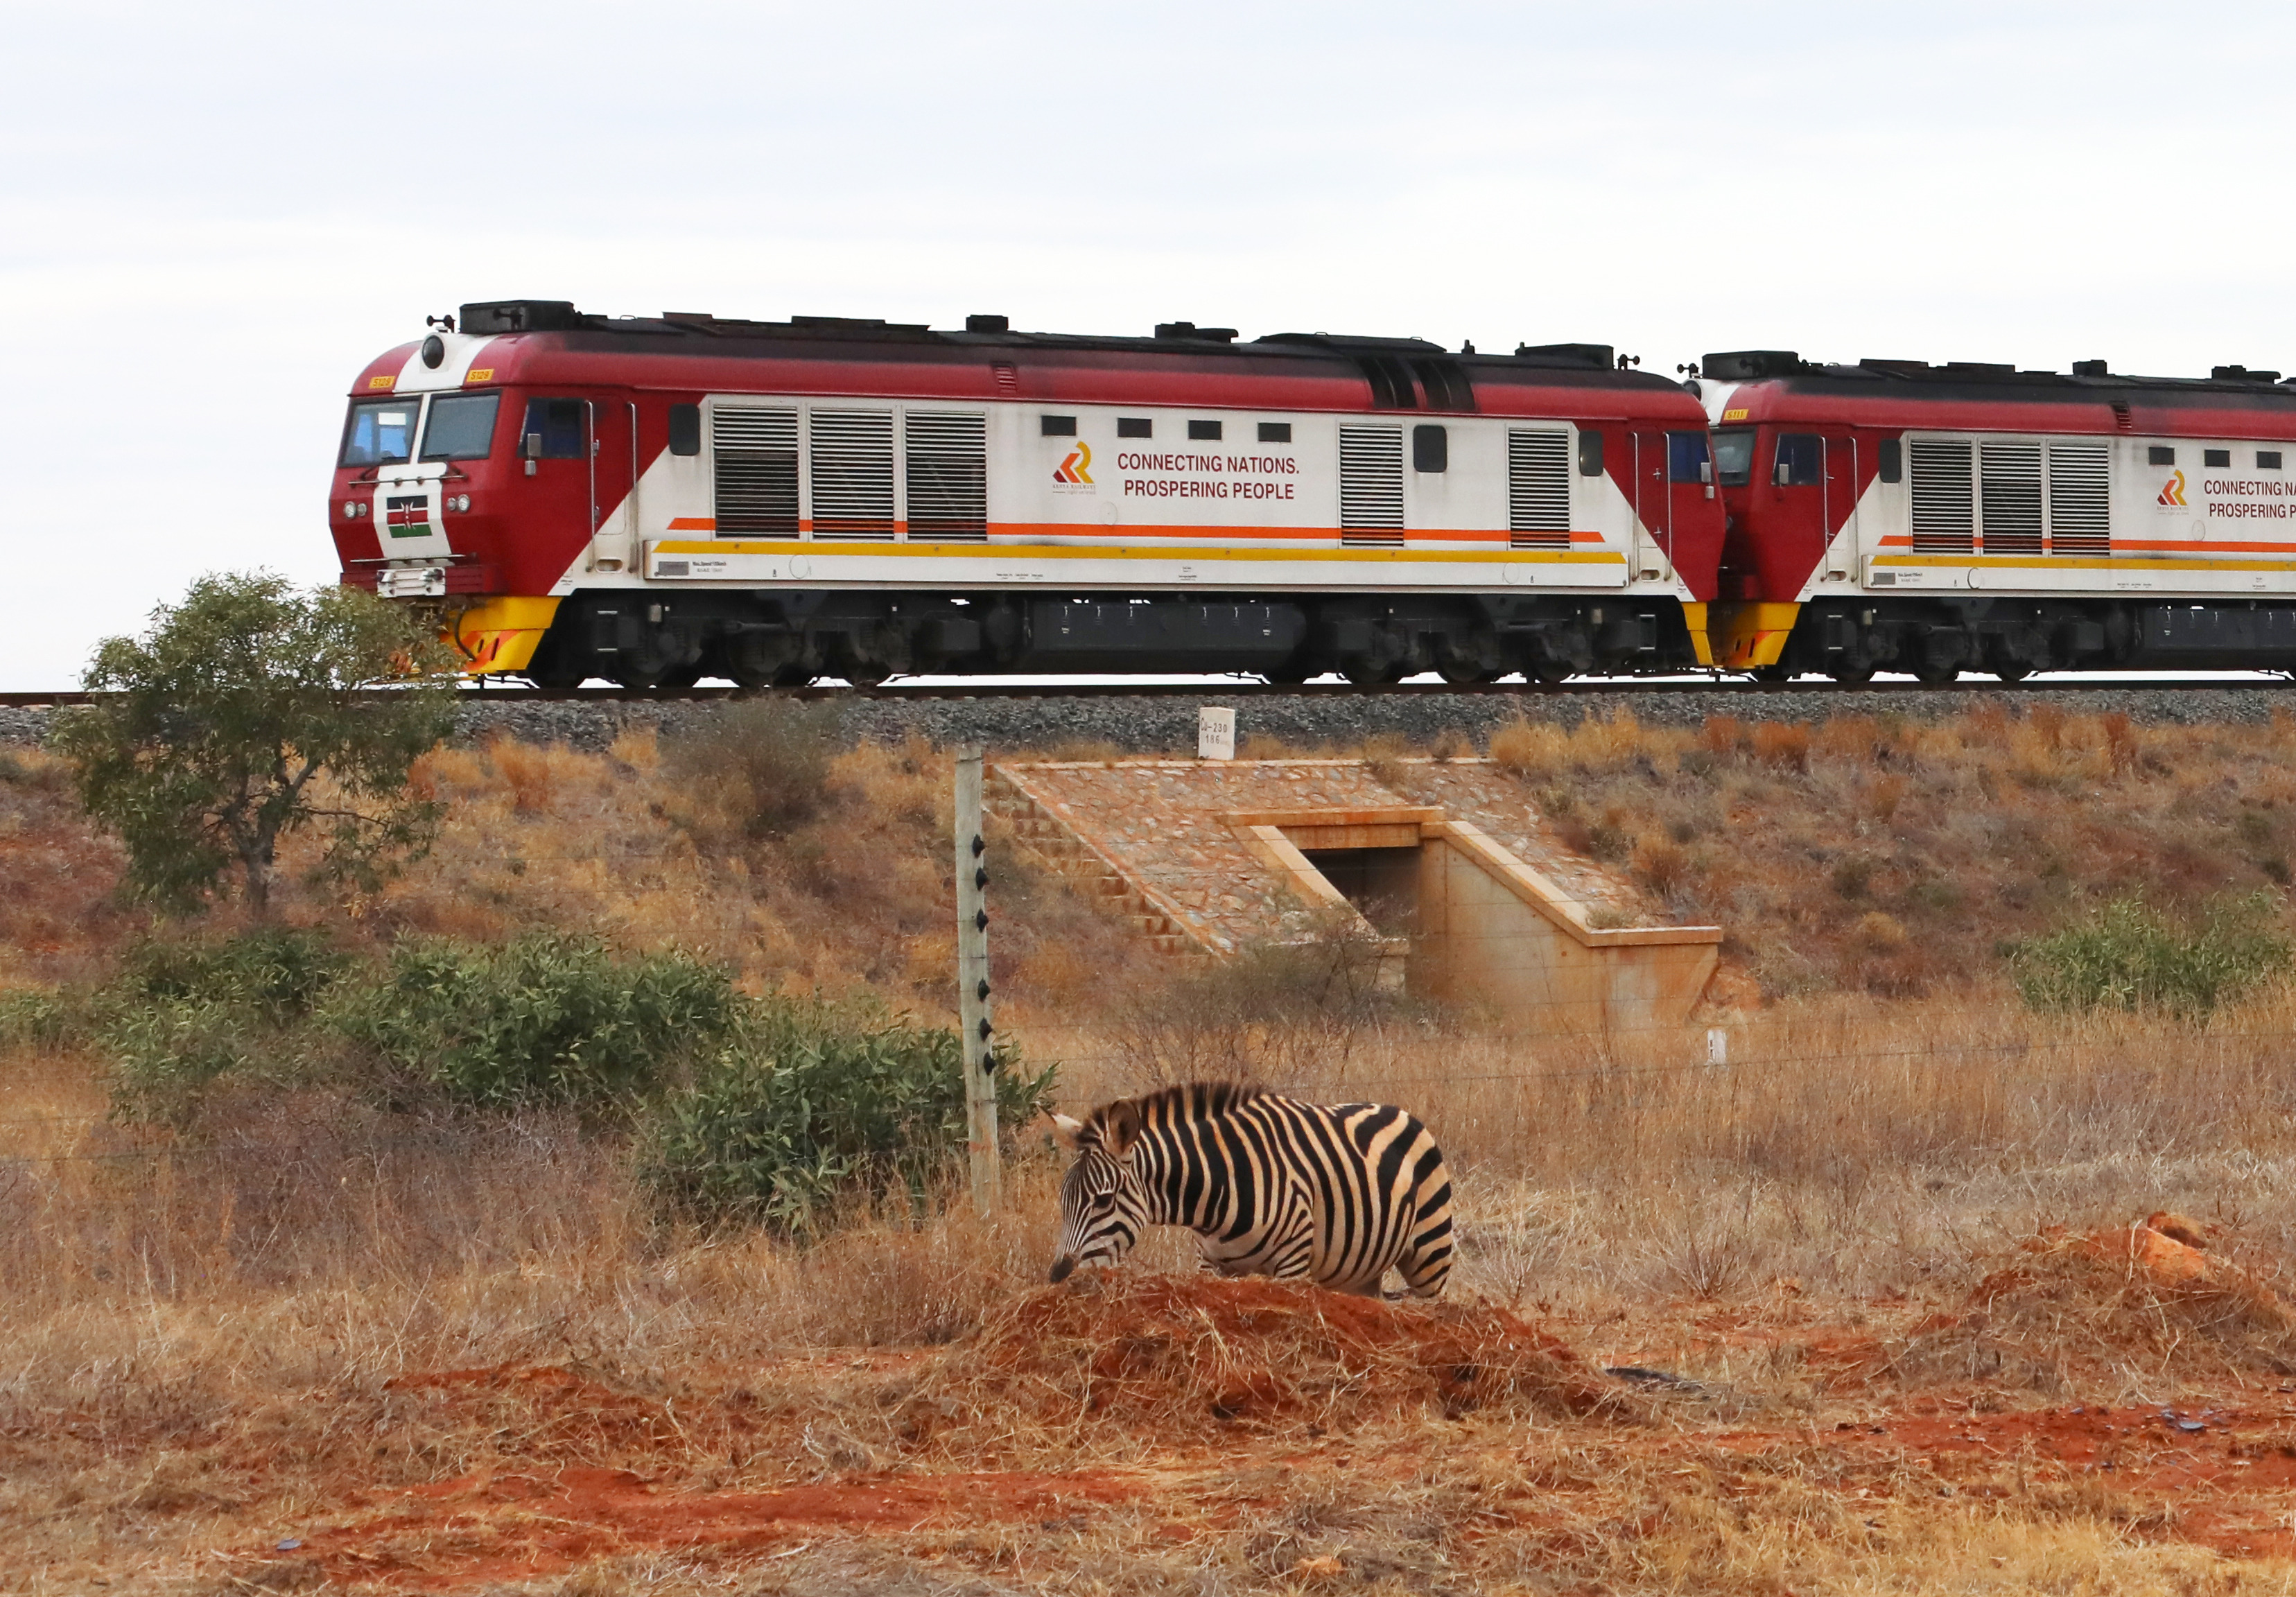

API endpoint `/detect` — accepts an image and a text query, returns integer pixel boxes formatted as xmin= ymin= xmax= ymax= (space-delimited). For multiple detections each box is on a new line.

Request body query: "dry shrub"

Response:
xmin=901 ymin=1273 xmax=1622 ymax=1444
xmin=2103 ymin=711 xmax=2140 ymax=778
xmin=1701 ymin=714 xmax=1751 ymax=758
xmin=1633 ymin=837 xmax=1690 ymax=898
xmin=1854 ymin=911 xmax=1908 ymax=952
xmin=1488 ymin=715 xmax=1569 ymax=779
xmin=608 ymin=724 xmax=660 ymax=772
xmin=1864 ymin=772 xmax=1908 ymax=823
xmin=1811 ymin=714 xmax=1882 ymax=763
xmin=662 ymin=697 xmax=842 ymax=843
xmin=1043 ymin=737 xmax=1125 ymax=764
xmin=486 ymin=735 xmax=557 ymax=814
xmin=1427 ymin=726 xmax=1474 ymax=762
xmin=1750 ymin=722 xmax=1810 ymax=772
xmin=1359 ymin=731 xmax=1411 ymax=789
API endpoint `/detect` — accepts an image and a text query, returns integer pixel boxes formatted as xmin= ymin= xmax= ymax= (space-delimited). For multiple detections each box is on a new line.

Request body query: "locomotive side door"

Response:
xmin=516 ymin=394 xmax=636 ymax=575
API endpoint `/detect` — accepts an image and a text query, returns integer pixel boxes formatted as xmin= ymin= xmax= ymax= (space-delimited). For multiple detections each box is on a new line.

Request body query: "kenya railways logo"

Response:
xmin=2158 ymin=469 xmax=2188 ymax=507
xmin=1052 ymin=439 xmax=1095 ymax=492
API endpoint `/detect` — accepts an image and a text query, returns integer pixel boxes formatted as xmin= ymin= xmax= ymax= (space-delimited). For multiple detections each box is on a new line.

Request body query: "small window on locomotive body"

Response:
xmin=342 ymin=397 xmax=421 ymax=467
xmin=2149 ymin=445 xmax=2177 ymax=466
xmin=1258 ymin=421 xmax=1292 ymax=444
xmin=1667 ymin=431 xmax=1710 ymax=484
xmin=1774 ymin=433 xmax=1823 ymax=487
xmin=521 ymin=398 xmax=588 ymax=459
xmin=1041 ymin=415 xmax=1077 ymax=437
xmin=1711 ymin=428 xmax=1755 ymax=487
xmin=2205 ymin=448 xmax=2232 ymax=469
xmin=1117 ymin=417 xmax=1152 ymax=439
xmin=1877 ymin=438 xmax=1903 ymax=485
xmin=1412 ymin=424 xmax=1447 ymax=473
xmin=667 ymin=403 xmax=702 ymax=457
xmin=419 ymin=392 xmax=502 ymax=461
xmin=1188 ymin=419 xmax=1222 ymax=442
xmin=2261 ymin=451 xmax=2284 ymax=471
xmin=1576 ymin=428 xmax=1604 ymax=476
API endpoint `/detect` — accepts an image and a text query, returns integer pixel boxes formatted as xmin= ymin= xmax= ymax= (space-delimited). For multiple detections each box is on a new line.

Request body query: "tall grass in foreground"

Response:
xmin=6 ymin=989 xmax=2296 ymax=1435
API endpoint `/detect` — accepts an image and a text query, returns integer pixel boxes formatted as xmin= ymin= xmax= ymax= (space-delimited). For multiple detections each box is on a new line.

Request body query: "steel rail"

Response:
xmin=3 ymin=676 xmax=2291 ymax=708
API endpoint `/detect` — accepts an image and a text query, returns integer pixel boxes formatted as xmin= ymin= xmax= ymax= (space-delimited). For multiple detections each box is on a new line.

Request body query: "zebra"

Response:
xmin=1047 ymin=1081 xmax=1454 ymax=1298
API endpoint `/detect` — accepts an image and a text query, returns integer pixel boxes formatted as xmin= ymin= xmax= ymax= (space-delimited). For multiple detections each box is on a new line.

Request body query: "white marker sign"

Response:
xmin=1198 ymin=706 xmax=1237 ymax=761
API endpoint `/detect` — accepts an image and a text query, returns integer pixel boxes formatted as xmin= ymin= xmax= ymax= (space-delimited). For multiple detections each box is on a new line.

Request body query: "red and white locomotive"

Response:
xmin=1694 ymin=351 xmax=2296 ymax=680
xmin=328 ymin=301 xmax=1725 ymax=686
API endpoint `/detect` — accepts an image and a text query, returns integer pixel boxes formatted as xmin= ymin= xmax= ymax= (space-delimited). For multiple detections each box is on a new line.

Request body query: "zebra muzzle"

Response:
xmin=1047 ymin=1255 xmax=1076 ymax=1284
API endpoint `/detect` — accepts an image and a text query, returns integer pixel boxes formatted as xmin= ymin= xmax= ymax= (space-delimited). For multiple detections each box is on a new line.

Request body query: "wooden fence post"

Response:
xmin=953 ymin=746 xmax=1001 ymax=1216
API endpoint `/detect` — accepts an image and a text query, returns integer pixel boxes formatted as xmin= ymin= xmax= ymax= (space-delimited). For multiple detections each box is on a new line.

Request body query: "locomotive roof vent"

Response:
xmin=1511 ymin=342 xmax=1613 ymax=370
xmin=964 ymin=313 xmax=1010 ymax=333
xmin=2071 ymin=360 xmax=2111 ymax=377
xmin=460 ymin=299 xmax=585 ymax=334
xmin=1154 ymin=321 xmax=1238 ymax=342
xmin=1939 ymin=361 xmax=2016 ymax=376
xmin=2213 ymin=365 xmax=2281 ymax=383
xmin=1700 ymin=350 xmax=1803 ymax=381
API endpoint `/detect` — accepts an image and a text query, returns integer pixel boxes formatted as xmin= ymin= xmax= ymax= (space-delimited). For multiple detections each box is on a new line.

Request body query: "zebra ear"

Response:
xmin=1050 ymin=1112 xmax=1088 ymax=1152
xmin=1102 ymin=1101 xmax=1144 ymax=1160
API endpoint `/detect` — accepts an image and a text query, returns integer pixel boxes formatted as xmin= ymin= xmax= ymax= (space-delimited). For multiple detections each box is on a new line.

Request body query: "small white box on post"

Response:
xmin=1198 ymin=706 xmax=1237 ymax=761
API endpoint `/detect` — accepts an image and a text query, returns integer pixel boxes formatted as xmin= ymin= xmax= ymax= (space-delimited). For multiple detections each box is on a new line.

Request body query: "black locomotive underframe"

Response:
xmin=1775 ymin=595 xmax=2296 ymax=682
xmin=519 ymin=588 xmax=1701 ymax=688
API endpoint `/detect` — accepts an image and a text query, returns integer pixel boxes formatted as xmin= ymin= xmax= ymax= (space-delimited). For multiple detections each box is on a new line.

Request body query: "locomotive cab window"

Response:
xmin=1667 ymin=431 xmax=1711 ymax=483
xmin=1711 ymin=429 xmax=1755 ymax=486
xmin=1774 ymin=433 xmax=1823 ymax=486
xmin=1117 ymin=417 xmax=1152 ymax=438
xmin=419 ymin=392 xmax=501 ymax=460
xmin=521 ymin=399 xmax=587 ymax=459
xmin=340 ymin=399 xmax=419 ymax=467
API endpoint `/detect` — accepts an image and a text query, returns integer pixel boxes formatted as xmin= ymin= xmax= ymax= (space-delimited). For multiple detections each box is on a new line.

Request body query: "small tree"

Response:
xmin=53 ymin=573 xmax=459 ymax=917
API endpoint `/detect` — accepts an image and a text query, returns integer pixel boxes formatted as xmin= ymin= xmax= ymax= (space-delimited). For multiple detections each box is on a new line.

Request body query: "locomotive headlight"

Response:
xmin=343 ymin=500 xmax=360 ymax=518
xmin=449 ymin=494 xmax=471 ymax=512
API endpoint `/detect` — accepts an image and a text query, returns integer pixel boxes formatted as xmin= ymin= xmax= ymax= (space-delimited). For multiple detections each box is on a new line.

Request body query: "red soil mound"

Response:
xmin=1883 ymin=1216 xmax=2296 ymax=1390
xmin=903 ymin=1271 xmax=1619 ymax=1438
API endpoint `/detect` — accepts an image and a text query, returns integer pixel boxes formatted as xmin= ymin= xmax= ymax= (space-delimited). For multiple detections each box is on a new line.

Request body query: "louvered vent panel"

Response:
xmin=1507 ymin=430 xmax=1571 ymax=548
xmin=1339 ymin=424 xmax=1404 ymax=546
xmin=1909 ymin=439 xmax=1974 ymax=555
xmin=2048 ymin=442 xmax=2112 ymax=555
xmin=1979 ymin=441 xmax=2044 ymax=555
xmin=810 ymin=410 xmax=896 ymax=539
xmin=712 ymin=407 xmax=799 ymax=535
xmin=904 ymin=410 xmax=989 ymax=541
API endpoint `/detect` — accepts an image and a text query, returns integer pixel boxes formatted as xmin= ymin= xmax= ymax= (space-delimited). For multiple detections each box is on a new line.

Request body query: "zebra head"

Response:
xmin=1047 ymin=1100 xmax=1147 ymax=1283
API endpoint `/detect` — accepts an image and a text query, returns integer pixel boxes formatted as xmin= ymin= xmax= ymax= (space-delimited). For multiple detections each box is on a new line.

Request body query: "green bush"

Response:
xmin=0 ymin=987 xmax=80 ymax=1051
xmin=643 ymin=1000 xmax=1056 ymax=1232
xmin=2010 ymin=894 xmax=2290 ymax=1018
xmin=116 ymin=925 xmax=352 ymax=1025
xmin=324 ymin=932 xmax=741 ymax=1111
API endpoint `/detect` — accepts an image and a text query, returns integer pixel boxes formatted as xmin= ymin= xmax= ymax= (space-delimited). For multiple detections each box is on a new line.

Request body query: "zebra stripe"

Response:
xmin=1048 ymin=1081 xmax=1454 ymax=1298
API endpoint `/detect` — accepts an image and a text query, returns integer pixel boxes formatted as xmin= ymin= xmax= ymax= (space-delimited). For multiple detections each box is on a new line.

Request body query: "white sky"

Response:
xmin=6 ymin=1 xmax=2294 ymax=689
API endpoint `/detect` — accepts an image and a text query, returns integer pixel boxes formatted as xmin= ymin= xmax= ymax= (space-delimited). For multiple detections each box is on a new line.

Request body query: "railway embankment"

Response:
xmin=3 ymin=682 xmax=2293 ymax=752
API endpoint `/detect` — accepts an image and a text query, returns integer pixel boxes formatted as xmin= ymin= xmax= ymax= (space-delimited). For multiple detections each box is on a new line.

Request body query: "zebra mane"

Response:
xmin=1095 ymin=1080 xmax=1267 ymax=1131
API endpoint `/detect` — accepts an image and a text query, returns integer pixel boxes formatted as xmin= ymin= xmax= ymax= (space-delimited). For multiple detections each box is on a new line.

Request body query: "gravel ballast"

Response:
xmin=3 ymin=685 xmax=2292 ymax=755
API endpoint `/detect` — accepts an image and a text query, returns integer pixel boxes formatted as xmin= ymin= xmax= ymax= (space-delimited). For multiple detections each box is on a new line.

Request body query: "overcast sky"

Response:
xmin=5 ymin=1 xmax=2293 ymax=688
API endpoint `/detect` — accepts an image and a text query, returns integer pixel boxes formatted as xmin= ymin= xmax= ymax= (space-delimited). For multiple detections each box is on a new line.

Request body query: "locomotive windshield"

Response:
xmin=1712 ymin=428 xmax=1755 ymax=486
xmin=421 ymin=392 xmax=501 ymax=460
xmin=341 ymin=399 xmax=418 ymax=466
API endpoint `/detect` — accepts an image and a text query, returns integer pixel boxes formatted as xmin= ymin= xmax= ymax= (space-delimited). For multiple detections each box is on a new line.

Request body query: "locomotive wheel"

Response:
xmin=1340 ymin=658 xmax=1407 ymax=686
xmin=1990 ymin=663 xmax=2035 ymax=683
xmin=1260 ymin=663 xmax=1312 ymax=686
xmin=1829 ymin=664 xmax=1876 ymax=685
xmin=1912 ymin=663 xmax=1960 ymax=686
xmin=1436 ymin=663 xmax=1497 ymax=685
xmin=1527 ymin=661 xmax=1572 ymax=684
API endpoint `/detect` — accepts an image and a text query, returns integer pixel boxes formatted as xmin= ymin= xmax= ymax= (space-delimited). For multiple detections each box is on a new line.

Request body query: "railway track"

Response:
xmin=3 ymin=675 xmax=2290 ymax=708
